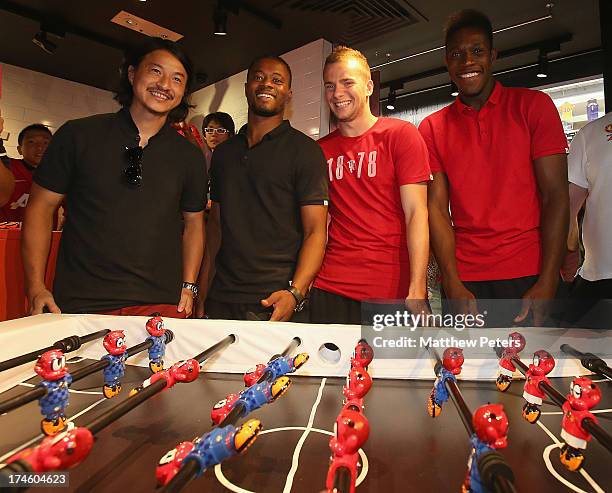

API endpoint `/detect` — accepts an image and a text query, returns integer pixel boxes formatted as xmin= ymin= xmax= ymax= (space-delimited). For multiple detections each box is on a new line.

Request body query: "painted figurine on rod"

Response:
xmin=496 ymin=332 xmax=526 ymax=392
xmin=462 ymin=404 xmax=509 ymax=493
xmin=428 ymin=347 xmax=464 ymax=417
xmin=35 ymin=350 xmax=72 ymax=435
xmin=102 ymin=330 xmax=128 ymax=398
xmin=146 ymin=314 xmax=167 ymax=373
xmin=522 ymin=350 xmax=555 ymax=423
xmin=559 ymin=376 xmax=601 ymax=472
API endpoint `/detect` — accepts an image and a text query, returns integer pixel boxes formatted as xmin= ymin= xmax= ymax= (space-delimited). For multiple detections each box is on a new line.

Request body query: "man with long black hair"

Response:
xmin=22 ymin=38 xmax=206 ymax=317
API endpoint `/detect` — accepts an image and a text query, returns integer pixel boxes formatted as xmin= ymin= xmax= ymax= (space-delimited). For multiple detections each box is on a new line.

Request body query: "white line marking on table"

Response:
xmin=541 ymin=408 xmax=611 ymax=416
xmin=18 ymin=382 xmax=103 ymax=396
xmin=536 ymin=420 xmax=605 ymax=493
xmin=214 ymin=426 xmax=369 ymax=492
xmin=283 ymin=377 xmax=327 ymax=493
xmin=0 ymin=397 xmax=107 ymax=464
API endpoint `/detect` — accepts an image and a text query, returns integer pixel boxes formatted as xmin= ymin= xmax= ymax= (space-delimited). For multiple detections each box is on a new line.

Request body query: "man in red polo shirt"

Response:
xmin=419 ymin=10 xmax=568 ymax=326
xmin=310 ymin=46 xmax=431 ymax=325
xmin=0 ymin=123 xmax=52 ymax=222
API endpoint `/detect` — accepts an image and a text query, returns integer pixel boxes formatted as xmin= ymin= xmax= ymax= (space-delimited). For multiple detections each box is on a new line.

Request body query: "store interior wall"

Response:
xmin=188 ymin=39 xmax=332 ymax=140
xmin=0 ymin=63 xmax=119 ymax=158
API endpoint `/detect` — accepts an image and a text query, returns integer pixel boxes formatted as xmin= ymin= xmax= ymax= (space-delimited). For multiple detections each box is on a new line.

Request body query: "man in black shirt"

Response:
xmin=196 ymin=55 xmax=328 ymax=322
xmin=22 ymin=38 xmax=206 ymax=317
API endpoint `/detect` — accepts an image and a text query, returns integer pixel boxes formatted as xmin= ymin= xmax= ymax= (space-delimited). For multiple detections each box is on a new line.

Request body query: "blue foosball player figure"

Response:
xmin=101 ymin=330 xmax=128 ymax=398
xmin=35 ymin=350 xmax=72 ymax=436
xmin=428 ymin=347 xmax=464 ymax=417
xmin=146 ymin=314 xmax=166 ymax=373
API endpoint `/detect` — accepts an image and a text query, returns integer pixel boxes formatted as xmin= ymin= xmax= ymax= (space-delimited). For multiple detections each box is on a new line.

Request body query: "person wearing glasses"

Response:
xmin=203 ymin=112 xmax=235 ymax=156
xmin=22 ymin=38 xmax=206 ymax=318
xmin=195 ymin=55 xmax=328 ymax=321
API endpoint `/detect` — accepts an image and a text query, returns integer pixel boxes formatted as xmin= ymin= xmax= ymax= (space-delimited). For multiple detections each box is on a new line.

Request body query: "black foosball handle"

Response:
xmin=0 ymin=329 xmax=110 ymax=373
xmin=560 ymin=344 xmax=612 ymax=380
xmin=477 ymin=450 xmax=516 ymax=493
xmin=0 ymin=459 xmax=32 ymax=492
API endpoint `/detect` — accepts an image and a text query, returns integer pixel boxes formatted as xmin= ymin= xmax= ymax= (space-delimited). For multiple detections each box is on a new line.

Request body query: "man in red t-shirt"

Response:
xmin=419 ymin=10 xmax=568 ymax=325
xmin=0 ymin=123 xmax=52 ymax=222
xmin=310 ymin=46 xmax=431 ymax=325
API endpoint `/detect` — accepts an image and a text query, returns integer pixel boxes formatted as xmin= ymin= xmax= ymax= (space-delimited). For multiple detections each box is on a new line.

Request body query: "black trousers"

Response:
xmin=205 ymin=298 xmax=309 ymax=323
xmin=563 ymin=276 xmax=612 ymax=328
xmin=442 ymin=275 xmax=539 ymax=327
xmin=309 ymin=287 xmax=363 ymax=325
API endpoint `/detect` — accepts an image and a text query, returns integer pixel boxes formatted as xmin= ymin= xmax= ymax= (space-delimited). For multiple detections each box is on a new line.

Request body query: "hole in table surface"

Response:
xmin=318 ymin=342 xmax=341 ymax=365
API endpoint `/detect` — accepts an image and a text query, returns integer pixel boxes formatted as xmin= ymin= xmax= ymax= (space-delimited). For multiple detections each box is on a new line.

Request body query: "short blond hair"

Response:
xmin=324 ymin=45 xmax=371 ymax=79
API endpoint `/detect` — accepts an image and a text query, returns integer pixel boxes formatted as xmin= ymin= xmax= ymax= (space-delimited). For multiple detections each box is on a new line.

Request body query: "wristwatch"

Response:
xmin=182 ymin=281 xmax=199 ymax=298
xmin=285 ymin=285 xmax=307 ymax=312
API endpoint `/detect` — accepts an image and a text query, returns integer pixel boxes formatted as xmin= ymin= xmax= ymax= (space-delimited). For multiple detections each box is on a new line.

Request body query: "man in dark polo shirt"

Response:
xmin=419 ymin=10 xmax=568 ymax=326
xmin=196 ymin=55 xmax=328 ymax=322
xmin=22 ymin=38 xmax=206 ymax=317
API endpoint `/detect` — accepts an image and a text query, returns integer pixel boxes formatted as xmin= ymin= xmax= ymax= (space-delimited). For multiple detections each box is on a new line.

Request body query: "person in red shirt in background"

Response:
xmin=309 ymin=46 xmax=431 ymax=325
xmin=419 ymin=10 xmax=569 ymax=326
xmin=0 ymin=112 xmax=16 ymax=207
xmin=0 ymin=123 xmax=52 ymax=222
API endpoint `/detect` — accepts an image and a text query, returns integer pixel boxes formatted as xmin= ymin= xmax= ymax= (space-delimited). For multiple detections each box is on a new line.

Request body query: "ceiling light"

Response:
xmin=386 ymin=90 xmax=396 ymax=110
xmin=32 ymin=31 xmax=57 ymax=55
xmin=213 ymin=7 xmax=228 ymax=35
xmin=537 ymin=50 xmax=549 ymax=78
xmin=450 ymin=82 xmax=459 ymax=97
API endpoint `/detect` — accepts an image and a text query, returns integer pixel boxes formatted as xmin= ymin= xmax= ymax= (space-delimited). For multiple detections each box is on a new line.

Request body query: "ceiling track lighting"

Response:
xmin=386 ymin=89 xmax=397 ymax=110
xmin=537 ymin=49 xmax=549 ymax=78
xmin=32 ymin=30 xmax=56 ymax=54
xmin=213 ymin=5 xmax=228 ymax=36
xmin=32 ymin=23 xmax=64 ymax=55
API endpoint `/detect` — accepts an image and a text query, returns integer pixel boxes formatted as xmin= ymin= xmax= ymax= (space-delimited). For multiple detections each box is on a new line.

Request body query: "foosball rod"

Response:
xmin=164 ymin=337 xmax=303 ymax=493
xmin=333 ymin=467 xmax=352 ymax=493
xmin=427 ymin=346 xmax=517 ymax=493
xmin=0 ymin=331 xmax=176 ymax=416
xmin=0 ymin=333 xmax=239 ymax=489
xmin=257 ymin=336 xmax=301 ymax=384
xmin=192 ymin=333 xmax=237 ymax=363
xmin=89 ymin=331 xmax=234 ymax=431
xmin=509 ymin=355 xmax=612 ymax=454
xmin=560 ymin=344 xmax=612 ymax=380
xmin=0 ymin=329 xmax=110 ymax=373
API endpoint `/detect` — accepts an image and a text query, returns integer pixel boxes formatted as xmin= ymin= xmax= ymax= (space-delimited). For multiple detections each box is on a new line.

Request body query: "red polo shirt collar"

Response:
xmin=453 ymin=80 xmax=503 ymax=114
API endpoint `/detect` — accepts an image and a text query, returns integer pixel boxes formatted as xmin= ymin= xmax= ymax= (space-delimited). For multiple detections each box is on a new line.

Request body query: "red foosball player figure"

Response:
xmin=462 ymin=404 xmax=509 ymax=493
xmin=6 ymin=425 xmax=93 ymax=473
xmin=496 ymin=332 xmax=526 ymax=392
xmin=560 ymin=377 xmax=601 ymax=472
xmin=351 ymin=340 xmax=374 ymax=370
xmin=522 ymin=350 xmax=555 ymax=423
xmin=326 ymin=409 xmax=370 ymax=493
xmin=129 ymin=359 xmax=200 ymax=396
xmin=156 ymin=440 xmax=196 ymax=485
xmin=343 ymin=366 xmax=372 ymax=402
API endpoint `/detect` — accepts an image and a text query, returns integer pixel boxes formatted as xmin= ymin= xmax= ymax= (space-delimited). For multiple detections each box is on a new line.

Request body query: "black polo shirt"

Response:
xmin=34 ymin=109 xmax=206 ymax=313
xmin=209 ymin=120 xmax=328 ymax=303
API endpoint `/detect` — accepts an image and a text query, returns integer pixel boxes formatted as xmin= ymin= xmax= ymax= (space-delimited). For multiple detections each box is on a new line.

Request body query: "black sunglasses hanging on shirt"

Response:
xmin=124 ymin=146 xmax=144 ymax=188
